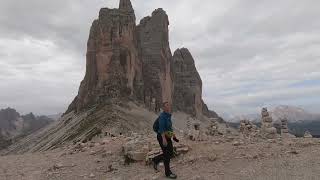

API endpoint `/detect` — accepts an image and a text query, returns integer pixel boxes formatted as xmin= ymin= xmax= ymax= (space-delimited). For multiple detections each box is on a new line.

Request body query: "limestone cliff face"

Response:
xmin=66 ymin=0 xmax=220 ymax=120
xmin=67 ymin=0 xmax=143 ymax=112
xmin=137 ymin=8 xmax=173 ymax=112
xmin=172 ymin=48 xmax=219 ymax=119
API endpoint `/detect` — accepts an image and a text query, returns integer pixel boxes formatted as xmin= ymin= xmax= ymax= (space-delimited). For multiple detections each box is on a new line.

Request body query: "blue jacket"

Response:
xmin=158 ymin=112 xmax=173 ymax=135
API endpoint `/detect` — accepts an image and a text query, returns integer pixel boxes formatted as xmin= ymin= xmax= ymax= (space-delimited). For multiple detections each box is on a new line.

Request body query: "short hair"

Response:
xmin=162 ymin=101 xmax=169 ymax=107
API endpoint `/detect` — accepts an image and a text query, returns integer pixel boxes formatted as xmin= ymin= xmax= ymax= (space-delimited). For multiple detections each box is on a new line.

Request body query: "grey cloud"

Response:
xmin=0 ymin=0 xmax=319 ymax=117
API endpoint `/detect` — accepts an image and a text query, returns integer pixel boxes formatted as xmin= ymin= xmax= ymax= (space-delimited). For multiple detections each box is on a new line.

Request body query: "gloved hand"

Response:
xmin=173 ymin=136 xmax=179 ymax=143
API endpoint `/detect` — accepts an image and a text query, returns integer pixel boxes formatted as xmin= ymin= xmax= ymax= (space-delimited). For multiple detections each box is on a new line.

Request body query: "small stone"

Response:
xmin=107 ymin=164 xmax=117 ymax=172
xmin=50 ymin=163 xmax=64 ymax=171
xmin=152 ymin=175 xmax=160 ymax=180
xmin=59 ymin=152 xmax=67 ymax=157
xmin=90 ymin=150 xmax=96 ymax=155
xmin=232 ymin=141 xmax=241 ymax=146
xmin=287 ymin=149 xmax=299 ymax=155
xmin=208 ymin=154 xmax=217 ymax=162
xmin=192 ymin=175 xmax=205 ymax=180
xmin=89 ymin=173 xmax=95 ymax=178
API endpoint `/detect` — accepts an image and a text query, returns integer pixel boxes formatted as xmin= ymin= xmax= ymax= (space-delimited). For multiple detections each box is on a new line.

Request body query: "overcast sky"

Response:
xmin=0 ymin=0 xmax=319 ymax=118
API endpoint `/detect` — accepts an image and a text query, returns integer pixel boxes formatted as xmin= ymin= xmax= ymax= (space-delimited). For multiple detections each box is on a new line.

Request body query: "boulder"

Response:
xmin=304 ymin=131 xmax=313 ymax=138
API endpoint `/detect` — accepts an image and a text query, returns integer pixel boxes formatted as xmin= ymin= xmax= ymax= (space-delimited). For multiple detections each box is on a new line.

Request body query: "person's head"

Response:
xmin=162 ymin=101 xmax=171 ymax=113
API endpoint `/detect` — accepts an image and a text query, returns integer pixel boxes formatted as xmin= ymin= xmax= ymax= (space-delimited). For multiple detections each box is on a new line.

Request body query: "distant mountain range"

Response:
xmin=227 ymin=105 xmax=320 ymax=137
xmin=272 ymin=105 xmax=319 ymax=123
xmin=0 ymin=107 xmax=54 ymax=149
xmin=228 ymin=105 xmax=320 ymax=123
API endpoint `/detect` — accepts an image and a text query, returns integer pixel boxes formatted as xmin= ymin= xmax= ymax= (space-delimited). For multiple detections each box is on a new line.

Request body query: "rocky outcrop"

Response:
xmin=0 ymin=108 xmax=53 ymax=140
xmin=66 ymin=0 xmax=220 ymax=120
xmin=137 ymin=8 xmax=173 ymax=112
xmin=67 ymin=0 xmax=143 ymax=113
xmin=239 ymin=120 xmax=259 ymax=139
xmin=172 ymin=48 xmax=219 ymax=119
xmin=0 ymin=108 xmax=23 ymax=137
xmin=304 ymin=131 xmax=313 ymax=138
xmin=172 ymin=48 xmax=202 ymax=117
xmin=0 ymin=134 xmax=11 ymax=150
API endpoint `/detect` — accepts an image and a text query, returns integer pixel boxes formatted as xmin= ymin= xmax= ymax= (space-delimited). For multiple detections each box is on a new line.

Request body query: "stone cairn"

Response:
xmin=304 ymin=131 xmax=313 ymax=138
xmin=280 ymin=118 xmax=294 ymax=138
xmin=260 ymin=108 xmax=277 ymax=139
xmin=239 ymin=120 xmax=258 ymax=139
xmin=185 ymin=118 xmax=207 ymax=141
xmin=206 ymin=118 xmax=220 ymax=136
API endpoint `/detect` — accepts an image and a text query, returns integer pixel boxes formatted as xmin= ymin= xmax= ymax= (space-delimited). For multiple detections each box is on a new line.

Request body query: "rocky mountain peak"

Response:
xmin=172 ymin=48 xmax=205 ymax=118
xmin=137 ymin=7 xmax=173 ymax=112
xmin=119 ymin=0 xmax=134 ymax=12
xmin=174 ymin=48 xmax=196 ymax=64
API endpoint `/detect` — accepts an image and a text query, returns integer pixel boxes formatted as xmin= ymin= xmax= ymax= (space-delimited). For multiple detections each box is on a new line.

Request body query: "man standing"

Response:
xmin=153 ymin=102 xmax=179 ymax=179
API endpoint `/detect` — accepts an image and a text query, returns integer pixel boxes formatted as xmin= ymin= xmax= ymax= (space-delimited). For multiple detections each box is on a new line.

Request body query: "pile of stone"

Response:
xmin=260 ymin=108 xmax=277 ymax=139
xmin=304 ymin=131 xmax=313 ymax=138
xmin=280 ymin=118 xmax=295 ymax=138
xmin=186 ymin=122 xmax=207 ymax=141
xmin=122 ymin=136 xmax=153 ymax=162
xmin=239 ymin=120 xmax=258 ymax=139
xmin=206 ymin=118 xmax=220 ymax=136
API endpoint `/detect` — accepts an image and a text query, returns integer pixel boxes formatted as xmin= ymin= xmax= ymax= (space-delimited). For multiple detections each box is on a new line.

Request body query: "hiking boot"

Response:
xmin=166 ymin=173 xmax=177 ymax=179
xmin=152 ymin=159 xmax=159 ymax=171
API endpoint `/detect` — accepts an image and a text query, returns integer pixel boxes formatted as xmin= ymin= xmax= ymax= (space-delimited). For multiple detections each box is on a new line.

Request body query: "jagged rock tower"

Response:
xmin=172 ymin=48 xmax=217 ymax=118
xmin=137 ymin=8 xmax=174 ymax=112
xmin=66 ymin=0 xmax=143 ymax=113
xmin=66 ymin=0 xmax=220 ymax=119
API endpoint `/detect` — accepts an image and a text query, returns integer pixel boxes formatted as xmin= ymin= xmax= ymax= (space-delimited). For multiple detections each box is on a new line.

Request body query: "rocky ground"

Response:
xmin=1 ymin=135 xmax=320 ymax=180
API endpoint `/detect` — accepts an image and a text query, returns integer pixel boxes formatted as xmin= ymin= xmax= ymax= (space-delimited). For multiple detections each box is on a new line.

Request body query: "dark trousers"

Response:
xmin=154 ymin=134 xmax=174 ymax=176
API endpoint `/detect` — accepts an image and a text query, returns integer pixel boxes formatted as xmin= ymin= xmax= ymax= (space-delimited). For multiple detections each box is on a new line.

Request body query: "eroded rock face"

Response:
xmin=137 ymin=8 xmax=173 ymax=112
xmin=0 ymin=108 xmax=53 ymax=141
xmin=172 ymin=48 xmax=219 ymax=119
xmin=172 ymin=48 xmax=202 ymax=117
xmin=0 ymin=108 xmax=21 ymax=136
xmin=67 ymin=0 xmax=143 ymax=113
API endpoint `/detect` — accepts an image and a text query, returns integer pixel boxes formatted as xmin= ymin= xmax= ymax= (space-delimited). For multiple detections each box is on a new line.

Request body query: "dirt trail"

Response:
xmin=0 ymin=137 xmax=320 ymax=180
